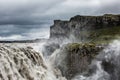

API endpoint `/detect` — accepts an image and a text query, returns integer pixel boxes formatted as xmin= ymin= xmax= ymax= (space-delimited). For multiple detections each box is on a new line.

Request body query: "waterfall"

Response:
xmin=0 ymin=40 xmax=120 ymax=80
xmin=0 ymin=43 xmax=66 ymax=80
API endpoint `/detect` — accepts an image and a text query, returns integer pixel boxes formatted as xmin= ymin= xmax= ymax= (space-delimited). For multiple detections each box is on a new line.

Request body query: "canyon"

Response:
xmin=0 ymin=14 xmax=120 ymax=80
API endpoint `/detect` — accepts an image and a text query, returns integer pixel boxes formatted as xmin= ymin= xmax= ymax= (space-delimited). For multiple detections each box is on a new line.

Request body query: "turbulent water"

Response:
xmin=0 ymin=43 xmax=66 ymax=80
xmin=72 ymin=40 xmax=120 ymax=80
xmin=0 ymin=40 xmax=120 ymax=80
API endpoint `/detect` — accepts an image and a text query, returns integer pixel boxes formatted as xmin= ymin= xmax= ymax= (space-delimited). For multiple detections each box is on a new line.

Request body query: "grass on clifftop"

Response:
xmin=88 ymin=26 xmax=120 ymax=44
xmin=66 ymin=43 xmax=98 ymax=53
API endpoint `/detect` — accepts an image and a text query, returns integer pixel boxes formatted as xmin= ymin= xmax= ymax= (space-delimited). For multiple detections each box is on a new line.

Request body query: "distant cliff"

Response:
xmin=50 ymin=14 xmax=120 ymax=43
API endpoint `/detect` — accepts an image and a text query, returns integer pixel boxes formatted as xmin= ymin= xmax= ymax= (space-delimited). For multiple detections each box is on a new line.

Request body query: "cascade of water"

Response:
xmin=1 ymin=40 xmax=120 ymax=80
xmin=0 ymin=43 xmax=67 ymax=80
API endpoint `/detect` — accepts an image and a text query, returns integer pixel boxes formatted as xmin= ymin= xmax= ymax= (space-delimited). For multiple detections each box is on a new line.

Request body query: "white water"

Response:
xmin=0 ymin=40 xmax=120 ymax=80
xmin=0 ymin=43 xmax=66 ymax=80
xmin=72 ymin=40 xmax=120 ymax=80
xmin=72 ymin=61 xmax=110 ymax=80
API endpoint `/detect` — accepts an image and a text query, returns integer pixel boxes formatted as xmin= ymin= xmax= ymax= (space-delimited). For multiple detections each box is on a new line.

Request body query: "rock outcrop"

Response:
xmin=51 ymin=43 xmax=104 ymax=80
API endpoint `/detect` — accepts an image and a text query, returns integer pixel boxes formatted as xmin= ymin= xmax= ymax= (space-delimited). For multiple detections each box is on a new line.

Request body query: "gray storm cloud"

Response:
xmin=0 ymin=0 xmax=119 ymax=24
xmin=0 ymin=0 xmax=119 ymax=40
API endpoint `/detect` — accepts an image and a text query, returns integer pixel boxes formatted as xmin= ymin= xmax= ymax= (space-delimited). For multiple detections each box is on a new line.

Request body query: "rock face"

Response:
xmin=52 ymin=43 xmax=104 ymax=80
xmin=50 ymin=14 xmax=120 ymax=42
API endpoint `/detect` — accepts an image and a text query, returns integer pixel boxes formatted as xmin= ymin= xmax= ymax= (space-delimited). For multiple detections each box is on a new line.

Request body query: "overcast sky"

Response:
xmin=0 ymin=0 xmax=120 ymax=40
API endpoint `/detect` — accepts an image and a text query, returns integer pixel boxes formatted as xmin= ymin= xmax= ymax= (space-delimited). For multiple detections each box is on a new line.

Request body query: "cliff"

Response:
xmin=50 ymin=14 xmax=120 ymax=43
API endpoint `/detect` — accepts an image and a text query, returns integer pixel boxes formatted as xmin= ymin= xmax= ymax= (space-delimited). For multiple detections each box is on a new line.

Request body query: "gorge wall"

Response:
xmin=50 ymin=14 xmax=120 ymax=43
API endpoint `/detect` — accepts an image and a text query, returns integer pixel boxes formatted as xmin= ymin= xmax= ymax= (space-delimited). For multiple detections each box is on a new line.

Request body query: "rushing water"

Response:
xmin=0 ymin=43 xmax=66 ymax=80
xmin=72 ymin=40 xmax=120 ymax=80
xmin=0 ymin=40 xmax=120 ymax=80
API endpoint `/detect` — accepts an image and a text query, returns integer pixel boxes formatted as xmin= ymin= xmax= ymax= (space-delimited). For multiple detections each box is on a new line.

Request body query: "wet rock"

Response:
xmin=52 ymin=43 xmax=104 ymax=79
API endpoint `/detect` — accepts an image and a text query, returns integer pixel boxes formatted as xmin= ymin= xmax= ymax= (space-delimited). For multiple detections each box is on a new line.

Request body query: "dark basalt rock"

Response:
xmin=54 ymin=43 xmax=104 ymax=80
xmin=65 ymin=43 xmax=104 ymax=79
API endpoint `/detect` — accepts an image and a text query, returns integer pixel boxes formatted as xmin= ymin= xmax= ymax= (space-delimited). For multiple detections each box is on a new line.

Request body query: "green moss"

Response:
xmin=83 ymin=43 xmax=96 ymax=47
xmin=67 ymin=43 xmax=96 ymax=48
xmin=67 ymin=43 xmax=81 ymax=52
xmin=68 ymin=43 xmax=81 ymax=49
xmin=66 ymin=43 xmax=97 ymax=54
